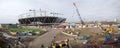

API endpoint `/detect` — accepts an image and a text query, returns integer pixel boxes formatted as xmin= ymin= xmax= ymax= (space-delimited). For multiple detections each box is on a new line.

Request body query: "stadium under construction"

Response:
xmin=18 ymin=9 xmax=66 ymax=25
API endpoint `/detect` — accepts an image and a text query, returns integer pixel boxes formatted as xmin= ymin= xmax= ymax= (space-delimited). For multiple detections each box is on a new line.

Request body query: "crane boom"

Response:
xmin=73 ymin=2 xmax=84 ymax=25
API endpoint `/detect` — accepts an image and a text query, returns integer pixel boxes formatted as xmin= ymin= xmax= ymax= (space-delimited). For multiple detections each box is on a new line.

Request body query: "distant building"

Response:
xmin=114 ymin=18 xmax=117 ymax=22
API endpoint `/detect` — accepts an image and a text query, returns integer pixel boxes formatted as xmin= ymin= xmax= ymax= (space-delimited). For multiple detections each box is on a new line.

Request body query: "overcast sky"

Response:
xmin=0 ymin=0 xmax=120 ymax=24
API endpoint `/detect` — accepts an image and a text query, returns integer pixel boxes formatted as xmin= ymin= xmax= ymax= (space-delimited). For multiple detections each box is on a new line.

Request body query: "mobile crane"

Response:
xmin=73 ymin=2 xmax=85 ymax=25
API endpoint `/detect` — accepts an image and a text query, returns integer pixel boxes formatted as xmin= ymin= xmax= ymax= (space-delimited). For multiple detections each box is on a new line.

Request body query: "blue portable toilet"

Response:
xmin=83 ymin=35 xmax=87 ymax=40
xmin=104 ymin=33 xmax=111 ymax=45
xmin=118 ymin=25 xmax=120 ymax=30
xmin=106 ymin=33 xmax=111 ymax=40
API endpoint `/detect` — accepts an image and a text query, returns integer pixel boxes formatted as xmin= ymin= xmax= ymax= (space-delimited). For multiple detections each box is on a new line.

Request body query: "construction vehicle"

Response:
xmin=99 ymin=25 xmax=113 ymax=34
xmin=51 ymin=39 xmax=69 ymax=48
xmin=106 ymin=25 xmax=113 ymax=33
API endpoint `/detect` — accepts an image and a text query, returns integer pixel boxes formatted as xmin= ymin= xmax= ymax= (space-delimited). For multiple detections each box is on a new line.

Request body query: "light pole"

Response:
xmin=29 ymin=9 xmax=36 ymax=25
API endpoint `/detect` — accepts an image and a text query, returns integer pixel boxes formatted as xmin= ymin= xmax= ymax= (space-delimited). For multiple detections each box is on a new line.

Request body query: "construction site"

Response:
xmin=1 ymin=0 xmax=120 ymax=48
xmin=1 ymin=20 xmax=120 ymax=48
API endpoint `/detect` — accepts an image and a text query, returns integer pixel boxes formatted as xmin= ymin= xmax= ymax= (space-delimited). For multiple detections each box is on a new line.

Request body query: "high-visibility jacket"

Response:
xmin=59 ymin=44 xmax=62 ymax=48
xmin=52 ymin=46 xmax=56 ymax=48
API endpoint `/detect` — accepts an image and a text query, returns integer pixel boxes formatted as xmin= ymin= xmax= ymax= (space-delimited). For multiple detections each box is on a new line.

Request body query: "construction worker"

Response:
xmin=52 ymin=46 xmax=56 ymax=48
xmin=16 ymin=36 xmax=21 ymax=41
xmin=66 ymin=39 xmax=69 ymax=48
xmin=114 ymin=36 xmax=119 ymax=43
xmin=7 ymin=44 xmax=11 ymax=48
xmin=59 ymin=44 xmax=62 ymax=48
xmin=83 ymin=40 xmax=88 ymax=44
xmin=40 ymin=44 xmax=44 ymax=48
xmin=76 ymin=32 xmax=80 ymax=36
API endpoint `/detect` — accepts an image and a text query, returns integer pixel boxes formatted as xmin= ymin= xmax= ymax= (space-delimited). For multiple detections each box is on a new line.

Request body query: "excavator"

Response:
xmin=105 ymin=25 xmax=113 ymax=33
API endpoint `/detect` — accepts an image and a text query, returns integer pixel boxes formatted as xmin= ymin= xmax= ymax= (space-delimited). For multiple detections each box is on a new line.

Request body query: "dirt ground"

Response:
xmin=54 ymin=26 xmax=120 ymax=48
xmin=1 ymin=26 xmax=120 ymax=48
